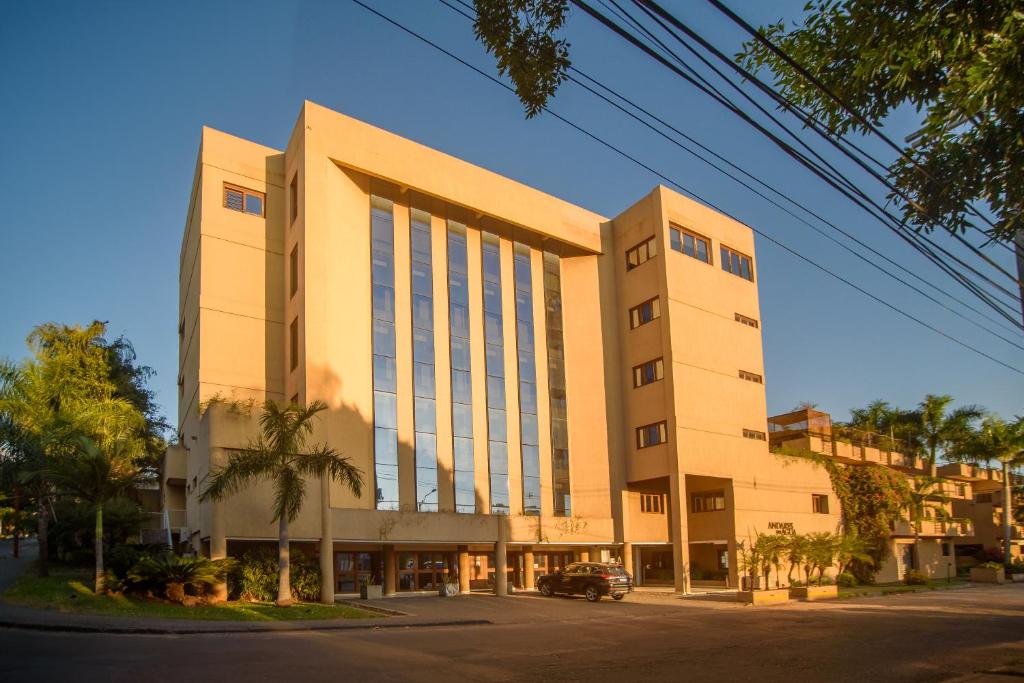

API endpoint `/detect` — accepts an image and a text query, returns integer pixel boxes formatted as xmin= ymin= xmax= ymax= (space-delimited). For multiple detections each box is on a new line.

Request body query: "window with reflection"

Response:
xmin=514 ymin=243 xmax=541 ymax=515
xmin=543 ymin=252 xmax=571 ymax=517
xmin=448 ymin=221 xmax=475 ymax=513
xmin=371 ymin=196 xmax=399 ymax=510
xmin=411 ymin=209 xmax=437 ymax=511
xmin=482 ymin=232 xmax=509 ymax=514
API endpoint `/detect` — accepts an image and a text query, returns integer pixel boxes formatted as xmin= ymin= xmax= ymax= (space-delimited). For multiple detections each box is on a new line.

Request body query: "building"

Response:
xmin=164 ymin=101 xmax=847 ymax=596
xmin=768 ymin=408 xmax=1020 ymax=582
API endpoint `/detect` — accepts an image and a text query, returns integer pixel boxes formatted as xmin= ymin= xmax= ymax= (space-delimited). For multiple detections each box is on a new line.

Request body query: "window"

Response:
xmin=669 ymin=226 xmax=710 ymax=264
xmin=411 ymin=209 xmax=437 ymax=512
xmin=942 ymin=542 xmax=951 ymax=557
xmin=289 ymin=174 xmax=298 ymax=224
xmin=742 ymin=428 xmax=766 ymax=441
xmin=720 ymin=245 xmax=754 ymax=281
xmin=448 ymin=222 xmax=475 ymax=514
xmin=633 ymin=358 xmax=665 ymax=387
xmin=289 ymin=318 xmax=298 ymax=371
xmin=289 ymin=245 xmax=298 ymax=298
xmin=544 ymin=252 xmax=572 ymax=517
xmin=734 ymin=312 xmax=759 ymax=328
xmin=636 ymin=421 xmax=667 ymax=449
xmin=738 ymin=369 xmax=762 ymax=384
xmin=629 ymin=297 xmax=661 ymax=329
xmin=371 ymin=196 xmax=399 ymax=511
xmin=223 ymin=183 xmax=264 ymax=217
xmin=977 ymin=493 xmax=993 ymax=503
xmin=514 ymin=242 xmax=541 ymax=516
xmin=625 ymin=236 xmax=657 ymax=270
xmin=812 ymin=494 xmax=829 ymax=514
xmin=640 ymin=493 xmax=664 ymax=514
xmin=482 ymin=232 xmax=509 ymax=515
xmin=957 ymin=484 xmax=966 ymax=497
xmin=692 ymin=490 xmax=726 ymax=513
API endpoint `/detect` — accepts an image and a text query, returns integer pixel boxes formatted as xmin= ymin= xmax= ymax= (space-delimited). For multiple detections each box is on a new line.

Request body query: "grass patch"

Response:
xmin=839 ymin=578 xmax=970 ymax=600
xmin=2 ymin=566 xmax=379 ymax=622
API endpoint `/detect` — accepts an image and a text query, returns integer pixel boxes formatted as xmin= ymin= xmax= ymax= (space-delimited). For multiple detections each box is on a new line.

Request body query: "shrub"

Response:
xmin=978 ymin=561 xmax=1004 ymax=570
xmin=1007 ymin=558 xmax=1024 ymax=574
xmin=129 ymin=553 xmax=231 ymax=603
xmin=107 ymin=543 xmax=166 ymax=583
xmin=229 ymin=547 xmax=321 ymax=602
xmin=904 ymin=569 xmax=928 ymax=585
xmin=837 ymin=572 xmax=858 ymax=588
xmin=975 ymin=547 xmax=1005 ymax=564
xmin=819 ymin=575 xmax=835 ymax=586
xmin=48 ymin=498 xmax=147 ymax=564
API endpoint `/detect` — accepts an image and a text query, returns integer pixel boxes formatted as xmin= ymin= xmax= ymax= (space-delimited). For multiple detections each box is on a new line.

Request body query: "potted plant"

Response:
xmin=970 ymin=562 xmax=1006 ymax=584
xmin=360 ymin=574 xmax=383 ymax=600
xmin=1008 ymin=558 xmax=1024 ymax=582
xmin=438 ymin=572 xmax=459 ymax=598
xmin=737 ymin=534 xmax=791 ymax=605
xmin=789 ymin=532 xmax=840 ymax=601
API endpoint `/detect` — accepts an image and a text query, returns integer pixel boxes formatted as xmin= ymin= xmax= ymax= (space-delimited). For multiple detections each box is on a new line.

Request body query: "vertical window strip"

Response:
xmin=543 ymin=252 xmax=571 ymax=517
xmin=482 ymin=232 xmax=509 ymax=515
xmin=411 ymin=209 xmax=437 ymax=512
xmin=448 ymin=221 xmax=475 ymax=513
xmin=371 ymin=196 xmax=399 ymax=511
xmin=514 ymin=243 xmax=541 ymax=516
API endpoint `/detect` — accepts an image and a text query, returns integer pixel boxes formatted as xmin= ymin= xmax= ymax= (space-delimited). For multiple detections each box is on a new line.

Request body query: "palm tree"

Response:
xmin=200 ymin=401 xmax=363 ymax=606
xmin=833 ymin=533 xmax=874 ymax=576
xmin=907 ymin=476 xmax=951 ymax=535
xmin=805 ymin=532 xmax=836 ymax=585
xmin=905 ymin=395 xmax=982 ymax=476
xmin=39 ymin=435 xmax=150 ymax=593
xmin=784 ymin=533 xmax=809 ymax=585
xmin=957 ymin=416 xmax=1024 ymax=562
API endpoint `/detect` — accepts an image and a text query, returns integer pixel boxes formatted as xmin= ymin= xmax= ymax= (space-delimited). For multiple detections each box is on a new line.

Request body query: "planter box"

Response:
xmin=738 ymin=588 xmax=790 ymax=606
xmin=970 ymin=566 xmax=1005 ymax=584
xmin=790 ymin=585 xmax=839 ymax=601
xmin=360 ymin=584 xmax=383 ymax=600
xmin=438 ymin=583 xmax=459 ymax=597
xmin=1011 ymin=574 xmax=1024 ymax=583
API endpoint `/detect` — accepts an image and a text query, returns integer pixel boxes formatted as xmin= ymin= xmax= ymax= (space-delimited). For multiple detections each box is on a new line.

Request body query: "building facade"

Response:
xmin=166 ymin=101 xmax=847 ymax=595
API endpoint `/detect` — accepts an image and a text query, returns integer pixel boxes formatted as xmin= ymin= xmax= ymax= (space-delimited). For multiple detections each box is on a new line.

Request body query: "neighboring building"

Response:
xmin=768 ymin=408 xmax=1020 ymax=582
xmin=165 ymin=101 xmax=848 ymax=596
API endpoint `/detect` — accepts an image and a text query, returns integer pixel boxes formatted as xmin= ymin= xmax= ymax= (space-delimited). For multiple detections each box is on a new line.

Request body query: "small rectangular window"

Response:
xmin=743 ymin=428 xmax=766 ymax=441
xmin=942 ymin=542 xmax=951 ymax=557
xmin=625 ymin=236 xmax=658 ymax=271
xmin=640 ymin=493 xmax=664 ymax=514
xmin=289 ymin=245 xmax=299 ymax=298
xmin=289 ymin=174 xmax=298 ymax=224
xmin=633 ymin=358 xmax=665 ymax=387
xmin=721 ymin=245 xmax=754 ymax=281
xmin=669 ymin=226 xmax=711 ymax=264
xmin=738 ymin=369 xmax=763 ymax=384
xmin=977 ymin=493 xmax=993 ymax=503
xmin=692 ymin=490 xmax=726 ymax=513
xmin=223 ymin=183 xmax=264 ymax=217
xmin=629 ymin=297 xmax=661 ymax=329
xmin=636 ymin=421 xmax=667 ymax=449
xmin=289 ymin=318 xmax=299 ymax=371
xmin=734 ymin=312 xmax=759 ymax=328
xmin=812 ymin=494 xmax=829 ymax=514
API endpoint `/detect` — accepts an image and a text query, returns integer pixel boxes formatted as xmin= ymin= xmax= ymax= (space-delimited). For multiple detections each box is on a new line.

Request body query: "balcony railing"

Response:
xmin=892 ymin=518 xmax=973 ymax=537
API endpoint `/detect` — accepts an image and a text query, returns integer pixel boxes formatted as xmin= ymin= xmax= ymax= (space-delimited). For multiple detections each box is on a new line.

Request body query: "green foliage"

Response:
xmin=837 ymin=571 xmax=858 ymax=588
xmin=128 ymin=553 xmax=232 ymax=602
xmin=831 ymin=465 xmax=912 ymax=582
xmin=473 ymin=0 xmax=571 ymax=117
xmin=978 ymin=561 xmax=1004 ymax=570
xmin=47 ymin=498 xmax=147 ymax=563
xmin=904 ymin=569 xmax=929 ymax=585
xmin=229 ymin=548 xmax=320 ymax=602
xmin=738 ymin=1 xmax=1024 ymax=242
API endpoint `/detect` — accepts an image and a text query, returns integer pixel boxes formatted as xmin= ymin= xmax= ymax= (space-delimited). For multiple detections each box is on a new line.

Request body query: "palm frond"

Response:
xmin=293 ymin=445 xmax=364 ymax=498
xmin=273 ymin=465 xmax=305 ymax=522
xmin=199 ymin=439 xmax=277 ymax=502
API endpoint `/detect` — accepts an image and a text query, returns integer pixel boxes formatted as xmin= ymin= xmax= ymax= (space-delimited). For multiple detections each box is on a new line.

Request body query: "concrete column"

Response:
xmin=577 ymin=549 xmax=589 ymax=563
xmin=523 ymin=547 xmax=535 ymax=589
xmin=622 ymin=542 xmax=634 ymax=577
xmin=458 ymin=546 xmax=471 ymax=593
xmin=590 ymin=546 xmax=603 ymax=563
xmin=319 ymin=476 xmax=334 ymax=604
xmin=495 ymin=520 xmax=508 ymax=596
xmin=383 ymin=545 xmax=396 ymax=596
xmin=670 ymin=472 xmax=692 ymax=594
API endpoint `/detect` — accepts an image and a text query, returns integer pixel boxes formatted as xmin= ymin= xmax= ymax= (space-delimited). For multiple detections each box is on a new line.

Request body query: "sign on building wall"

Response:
xmin=768 ymin=521 xmax=796 ymax=535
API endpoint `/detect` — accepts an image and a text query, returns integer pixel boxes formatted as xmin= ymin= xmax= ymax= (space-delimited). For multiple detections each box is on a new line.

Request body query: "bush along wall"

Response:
xmin=228 ymin=547 xmax=321 ymax=602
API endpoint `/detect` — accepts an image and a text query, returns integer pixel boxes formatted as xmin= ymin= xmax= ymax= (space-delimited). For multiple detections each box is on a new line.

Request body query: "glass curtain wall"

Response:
xmin=482 ymin=233 xmax=510 ymax=514
xmin=447 ymin=221 xmax=475 ymax=513
xmin=411 ymin=209 xmax=437 ymax=511
xmin=371 ymin=196 xmax=399 ymax=510
xmin=543 ymin=252 xmax=571 ymax=516
xmin=513 ymin=243 xmax=541 ymax=516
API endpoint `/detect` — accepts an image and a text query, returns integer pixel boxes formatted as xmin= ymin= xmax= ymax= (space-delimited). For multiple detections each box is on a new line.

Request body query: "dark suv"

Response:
xmin=537 ymin=562 xmax=633 ymax=602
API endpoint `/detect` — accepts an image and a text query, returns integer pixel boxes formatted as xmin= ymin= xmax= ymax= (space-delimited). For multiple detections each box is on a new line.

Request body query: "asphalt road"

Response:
xmin=3 ymin=585 xmax=1024 ymax=682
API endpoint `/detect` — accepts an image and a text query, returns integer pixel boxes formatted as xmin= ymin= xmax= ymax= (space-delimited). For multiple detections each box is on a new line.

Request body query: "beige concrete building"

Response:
xmin=165 ymin=101 xmax=846 ymax=596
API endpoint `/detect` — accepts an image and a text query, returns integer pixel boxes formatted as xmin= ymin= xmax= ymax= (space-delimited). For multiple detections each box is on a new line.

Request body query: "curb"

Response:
xmin=334 ymin=599 xmax=410 ymax=616
xmin=0 ymin=617 xmax=491 ymax=635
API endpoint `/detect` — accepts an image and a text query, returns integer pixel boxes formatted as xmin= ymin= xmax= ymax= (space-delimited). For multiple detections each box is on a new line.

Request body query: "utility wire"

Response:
xmin=345 ymin=0 xmax=1024 ymax=376
xmin=443 ymin=0 xmax=1024 ymax=346
xmin=570 ymin=0 xmax=1023 ymax=326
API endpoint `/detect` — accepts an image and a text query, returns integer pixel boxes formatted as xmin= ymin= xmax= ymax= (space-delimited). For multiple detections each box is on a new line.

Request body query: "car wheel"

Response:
xmin=539 ymin=581 xmax=554 ymax=597
xmin=612 ymin=593 xmax=625 ymax=601
xmin=584 ymin=585 xmax=600 ymax=602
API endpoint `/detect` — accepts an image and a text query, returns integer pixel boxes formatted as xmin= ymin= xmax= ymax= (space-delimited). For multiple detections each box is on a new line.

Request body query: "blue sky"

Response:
xmin=1 ymin=0 xmax=1020 ymax=430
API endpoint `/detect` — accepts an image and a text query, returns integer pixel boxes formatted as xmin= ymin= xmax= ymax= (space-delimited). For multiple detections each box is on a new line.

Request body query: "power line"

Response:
xmin=345 ymin=0 xmax=1024 ymax=376
xmin=444 ymin=0 xmax=1024 ymax=345
xmin=570 ymin=0 xmax=1024 ymax=324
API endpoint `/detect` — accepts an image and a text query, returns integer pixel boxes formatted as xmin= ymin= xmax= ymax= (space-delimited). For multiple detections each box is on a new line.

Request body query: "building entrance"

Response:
xmin=639 ymin=548 xmax=674 ymax=586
